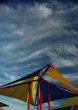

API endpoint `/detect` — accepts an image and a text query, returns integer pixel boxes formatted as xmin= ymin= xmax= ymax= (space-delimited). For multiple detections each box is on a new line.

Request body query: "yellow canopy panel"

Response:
xmin=23 ymin=76 xmax=38 ymax=83
xmin=0 ymin=102 xmax=8 ymax=107
xmin=46 ymin=67 xmax=78 ymax=92
xmin=0 ymin=77 xmax=37 ymax=105
xmin=55 ymin=96 xmax=78 ymax=109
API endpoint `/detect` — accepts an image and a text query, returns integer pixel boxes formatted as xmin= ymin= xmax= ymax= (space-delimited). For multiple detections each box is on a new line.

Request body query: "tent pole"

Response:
xmin=40 ymin=64 xmax=52 ymax=78
xmin=48 ymin=82 xmax=51 ymax=110
xmin=75 ymin=106 xmax=78 ymax=110
xmin=40 ymin=80 xmax=42 ymax=110
xmin=37 ymin=99 xmax=39 ymax=110
xmin=37 ymin=83 xmax=39 ymax=110
xmin=37 ymin=92 xmax=40 ymax=110
xmin=28 ymin=83 xmax=31 ymax=110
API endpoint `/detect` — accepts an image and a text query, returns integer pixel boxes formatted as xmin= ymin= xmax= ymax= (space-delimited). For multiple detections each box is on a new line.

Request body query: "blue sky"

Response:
xmin=0 ymin=0 xmax=78 ymax=110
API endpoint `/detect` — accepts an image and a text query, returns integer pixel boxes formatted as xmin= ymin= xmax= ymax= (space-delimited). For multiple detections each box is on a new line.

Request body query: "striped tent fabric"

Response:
xmin=1 ymin=64 xmax=78 ymax=92
xmin=0 ymin=64 xmax=78 ymax=110
xmin=1 ymin=65 xmax=47 ymax=87
xmin=46 ymin=66 xmax=78 ymax=92
xmin=0 ymin=76 xmax=38 ymax=105
xmin=38 ymin=79 xmax=78 ymax=104
xmin=0 ymin=77 xmax=77 ymax=105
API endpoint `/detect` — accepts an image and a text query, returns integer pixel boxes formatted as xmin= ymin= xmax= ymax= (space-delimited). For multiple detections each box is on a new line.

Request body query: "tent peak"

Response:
xmin=47 ymin=64 xmax=54 ymax=68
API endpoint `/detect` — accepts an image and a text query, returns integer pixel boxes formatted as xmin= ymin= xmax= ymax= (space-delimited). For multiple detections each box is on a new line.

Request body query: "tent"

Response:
xmin=0 ymin=102 xmax=8 ymax=107
xmin=0 ymin=79 xmax=78 ymax=110
xmin=0 ymin=78 xmax=78 ymax=104
xmin=2 ymin=64 xmax=78 ymax=91
xmin=0 ymin=76 xmax=38 ymax=105
xmin=0 ymin=64 xmax=78 ymax=110
xmin=37 ymin=78 xmax=78 ymax=104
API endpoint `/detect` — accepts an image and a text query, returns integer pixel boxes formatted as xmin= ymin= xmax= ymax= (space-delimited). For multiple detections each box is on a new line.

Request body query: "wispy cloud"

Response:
xmin=29 ymin=3 xmax=52 ymax=18
xmin=17 ymin=47 xmax=50 ymax=62
xmin=63 ymin=73 xmax=78 ymax=83
xmin=0 ymin=0 xmax=78 ymax=80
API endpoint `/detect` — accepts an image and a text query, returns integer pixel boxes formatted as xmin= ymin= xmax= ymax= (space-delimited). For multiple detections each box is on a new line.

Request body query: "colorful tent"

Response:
xmin=46 ymin=66 xmax=78 ymax=91
xmin=0 ymin=102 xmax=8 ymax=107
xmin=0 ymin=78 xmax=77 ymax=105
xmin=2 ymin=64 xmax=78 ymax=91
xmin=0 ymin=64 xmax=78 ymax=110
xmin=40 ymin=79 xmax=78 ymax=103
xmin=0 ymin=76 xmax=38 ymax=105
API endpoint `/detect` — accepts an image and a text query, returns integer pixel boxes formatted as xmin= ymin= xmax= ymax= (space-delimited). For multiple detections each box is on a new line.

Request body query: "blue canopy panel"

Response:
xmin=41 ymin=79 xmax=78 ymax=103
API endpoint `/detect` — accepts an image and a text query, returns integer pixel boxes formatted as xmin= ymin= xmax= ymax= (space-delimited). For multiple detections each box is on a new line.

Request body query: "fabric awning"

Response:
xmin=0 ymin=77 xmax=38 ymax=105
xmin=46 ymin=67 xmax=78 ymax=92
xmin=41 ymin=79 xmax=78 ymax=103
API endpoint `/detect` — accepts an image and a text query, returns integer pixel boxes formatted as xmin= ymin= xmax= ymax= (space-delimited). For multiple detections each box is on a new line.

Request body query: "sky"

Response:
xmin=0 ymin=0 xmax=78 ymax=110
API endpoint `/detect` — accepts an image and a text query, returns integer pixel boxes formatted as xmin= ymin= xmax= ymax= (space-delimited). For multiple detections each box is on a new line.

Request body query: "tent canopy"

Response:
xmin=46 ymin=66 xmax=78 ymax=92
xmin=0 ymin=77 xmax=38 ymax=105
xmin=2 ymin=64 xmax=78 ymax=92
xmin=41 ymin=79 xmax=78 ymax=104
xmin=0 ymin=64 xmax=78 ymax=106
xmin=0 ymin=77 xmax=78 ymax=105
xmin=2 ymin=65 xmax=47 ymax=87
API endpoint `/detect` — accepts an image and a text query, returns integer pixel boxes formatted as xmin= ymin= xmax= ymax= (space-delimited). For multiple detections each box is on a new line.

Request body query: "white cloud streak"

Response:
xmin=17 ymin=47 xmax=50 ymax=62
xmin=63 ymin=73 xmax=78 ymax=82
xmin=0 ymin=0 xmax=77 ymax=78
xmin=30 ymin=3 xmax=52 ymax=18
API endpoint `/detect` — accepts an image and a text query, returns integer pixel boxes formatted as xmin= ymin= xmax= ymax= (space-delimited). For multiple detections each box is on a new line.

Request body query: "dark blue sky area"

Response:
xmin=0 ymin=0 xmax=78 ymax=5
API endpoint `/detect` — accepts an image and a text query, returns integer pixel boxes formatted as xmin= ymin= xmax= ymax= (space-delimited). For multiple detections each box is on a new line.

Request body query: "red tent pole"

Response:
xmin=37 ymin=85 xmax=40 ymax=110
xmin=28 ymin=83 xmax=31 ymax=110
xmin=75 ymin=105 xmax=78 ymax=110
xmin=37 ymin=100 xmax=39 ymax=110
xmin=48 ymin=82 xmax=51 ymax=110
xmin=40 ymin=80 xmax=42 ymax=110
